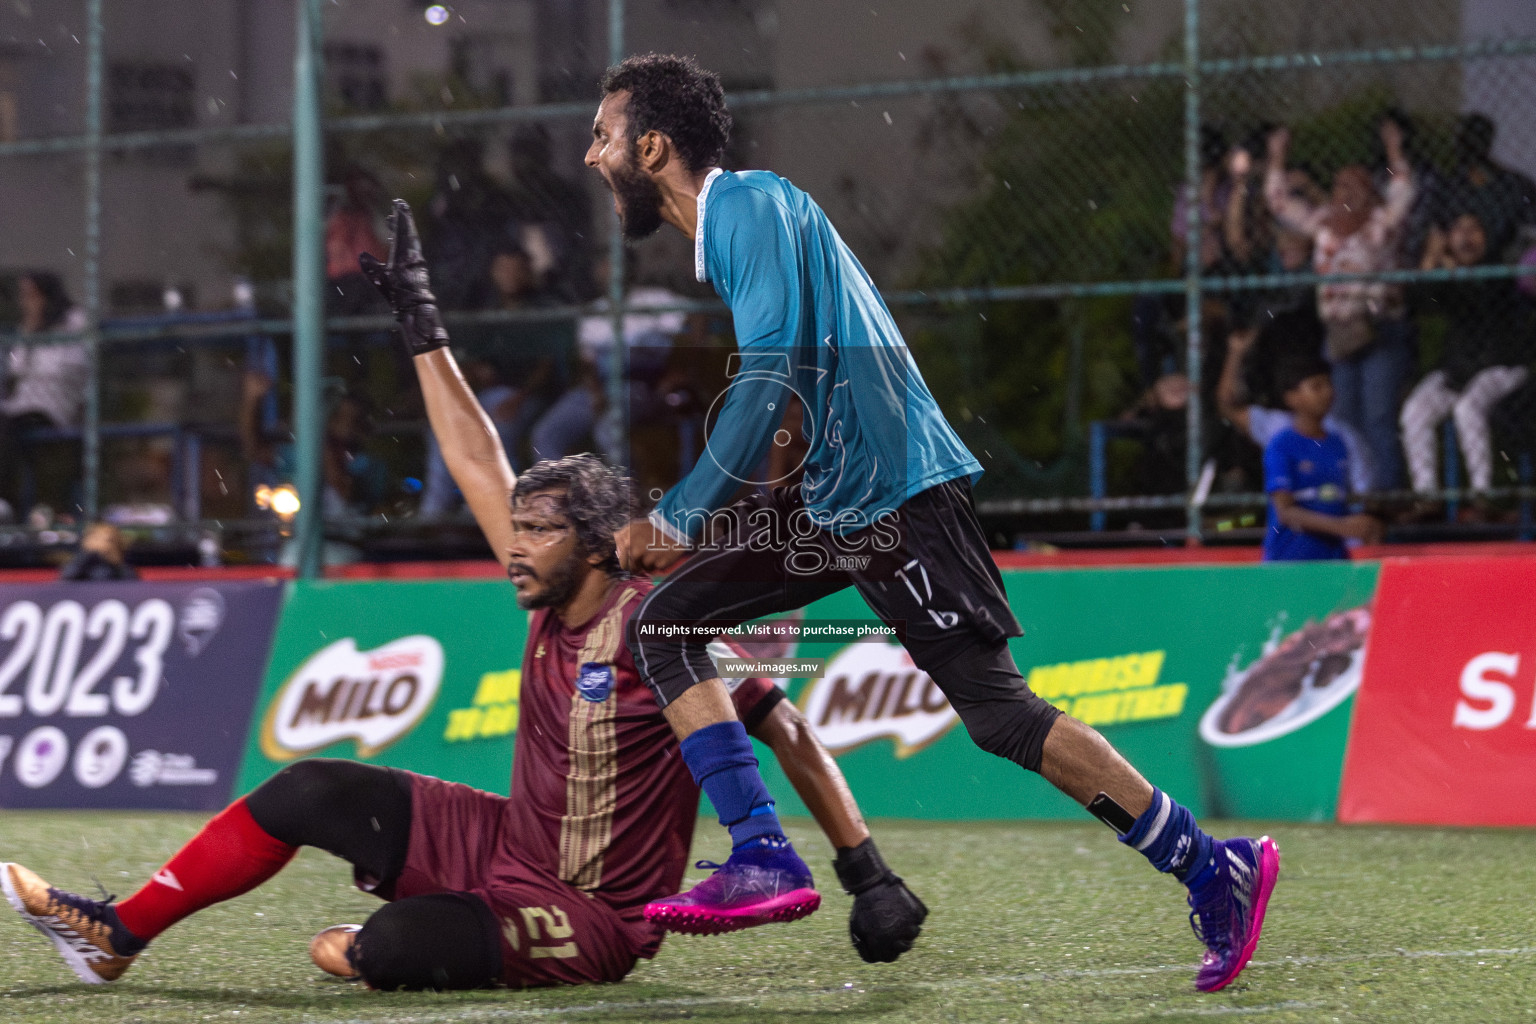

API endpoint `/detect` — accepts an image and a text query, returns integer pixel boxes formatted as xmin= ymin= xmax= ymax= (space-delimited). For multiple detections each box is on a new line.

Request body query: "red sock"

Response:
xmin=116 ymin=798 xmax=297 ymax=941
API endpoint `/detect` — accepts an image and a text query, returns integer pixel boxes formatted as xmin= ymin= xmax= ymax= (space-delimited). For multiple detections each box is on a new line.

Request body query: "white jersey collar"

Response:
xmin=694 ymin=167 xmax=724 ymax=283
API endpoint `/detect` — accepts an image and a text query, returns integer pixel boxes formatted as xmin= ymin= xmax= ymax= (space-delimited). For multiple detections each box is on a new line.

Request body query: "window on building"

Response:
xmin=324 ymin=42 xmax=387 ymax=112
xmin=108 ymin=62 xmax=195 ymax=134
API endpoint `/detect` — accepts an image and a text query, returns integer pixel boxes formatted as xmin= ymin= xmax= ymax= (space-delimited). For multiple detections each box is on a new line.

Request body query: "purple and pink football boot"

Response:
xmin=644 ymin=837 xmax=821 ymax=935
xmin=1188 ymin=835 xmax=1281 ymax=992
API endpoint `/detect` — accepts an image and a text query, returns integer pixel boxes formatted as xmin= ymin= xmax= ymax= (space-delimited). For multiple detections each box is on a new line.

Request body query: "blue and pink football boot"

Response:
xmin=644 ymin=836 xmax=821 ymax=935
xmin=1187 ymin=835 xmax=1281 ymax=992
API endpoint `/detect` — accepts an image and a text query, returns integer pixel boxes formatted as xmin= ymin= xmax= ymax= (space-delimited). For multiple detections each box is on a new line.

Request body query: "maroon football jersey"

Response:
xmin=502 ymin=576 xmax=772 ymax=959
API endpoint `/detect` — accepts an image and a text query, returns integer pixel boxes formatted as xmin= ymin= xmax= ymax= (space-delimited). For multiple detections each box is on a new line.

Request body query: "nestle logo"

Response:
xmin=368 ymin=652 xmax=423 ymax=671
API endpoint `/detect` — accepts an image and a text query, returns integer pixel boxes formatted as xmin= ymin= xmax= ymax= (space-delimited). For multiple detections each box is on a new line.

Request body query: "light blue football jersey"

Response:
xmin=650 ymin=169 xmax=980 ymax=540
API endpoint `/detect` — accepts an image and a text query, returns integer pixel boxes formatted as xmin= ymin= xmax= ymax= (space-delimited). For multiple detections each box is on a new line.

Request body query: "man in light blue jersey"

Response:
xmin=591 ymin=54 xmax=1277 ymax=991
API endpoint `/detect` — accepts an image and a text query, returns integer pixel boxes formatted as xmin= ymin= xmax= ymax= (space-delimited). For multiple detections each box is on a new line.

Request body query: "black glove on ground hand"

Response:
xmin=834 ymin=838 xmax=929 ymax=964
xmin=358 ymin=199 xmax=449 ymax=356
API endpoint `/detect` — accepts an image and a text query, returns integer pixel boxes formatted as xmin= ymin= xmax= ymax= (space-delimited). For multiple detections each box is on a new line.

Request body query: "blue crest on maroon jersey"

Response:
xmin=577 ymin=662 xmax=615 ymax=702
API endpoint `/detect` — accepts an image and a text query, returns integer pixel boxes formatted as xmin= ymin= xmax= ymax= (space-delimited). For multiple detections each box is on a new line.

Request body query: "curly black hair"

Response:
xmin=600 ymin=54 xmax=732 ymax=174
xmin=512 ymin=455 xmax=635 ymax=576
xmin=1275 ymin=352 xmax=1333 ymax=399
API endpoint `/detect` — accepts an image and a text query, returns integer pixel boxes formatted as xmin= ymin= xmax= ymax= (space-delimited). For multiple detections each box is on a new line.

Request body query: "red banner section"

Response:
xmin=1339 ymin=556 xmax=1536 ymax=826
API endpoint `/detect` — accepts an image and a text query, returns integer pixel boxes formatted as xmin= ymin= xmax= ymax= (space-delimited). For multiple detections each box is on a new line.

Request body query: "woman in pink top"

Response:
xmin=1264 ymin=123 xmax=1417 ymax=489
xmin=324 ymin=166 xmax=388 ymax=316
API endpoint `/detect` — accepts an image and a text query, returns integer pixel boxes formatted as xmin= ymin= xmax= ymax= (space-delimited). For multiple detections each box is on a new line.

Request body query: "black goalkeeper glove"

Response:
xmin=834 ymin=838 xmax=928 ymax=964
xmin=358 ymin=199 xmax=449 ymax=357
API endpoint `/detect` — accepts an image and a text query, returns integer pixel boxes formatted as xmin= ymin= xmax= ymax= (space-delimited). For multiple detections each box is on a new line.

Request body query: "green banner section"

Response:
xmin=754 ymin=560 xmax=1379 ymax=821
xmin=238 ymin=562 xmax=1378 ymax=822
xmin=235 ymin=580 xmax=529 ymax=796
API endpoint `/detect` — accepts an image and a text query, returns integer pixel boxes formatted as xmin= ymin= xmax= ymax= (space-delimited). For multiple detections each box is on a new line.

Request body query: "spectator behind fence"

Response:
xmin=1223 ymin=122 xmax=1325 ymax=328
xmin=1221 ymin=129 xmax=1271 ymax=281
xmin=1118 ymin=371 xmax=1193 ymax=501
xmin=1487 ymin=367 xmax=1536 ymax=478
xmin=1218 ymin=312 xmax=1375 ymax=494
xmin=325 ymin=165 xmax=388 ymax=316
xmin=58 ymin=522 xmax=138 ymax=582
xmin=420 ymin=243 xmax=578 ymax=517
xmin=1399 ymin=209 xmax=1534 ymax=511
xmin=420 ymin=355 xmax=529 ymax=517
xmin=318 ymin=393 xmax=387 ymax=518
xmin=425 ymin=138 xmax=510 ymax=311
xmin=1433 ymin=113 xmax=1536 ymax=262
xmin=1374 ymin=108 xmax=1444 ymax=269
xmin=0 ymin=271 xmax=89 ymax=519
xmin=1131 ymin=125 xmax=1234 ymax=388
xmin=504 ymin=124 xmax=596 ymax=302
xmin=1263 ymin=354 xmax=1382 ymax=562
xmin=1171 ymin=123 xmax=1236 ymax=276
xmin=1223 ymin=134 xmax=1319 ymax=327
xmin=1266 ymin=122 xmax=1416 ymax=490
xmin=530 ymin=259 xmax=687 ymax=464
xmin=244 ymin=386 xmax=386 ymax=519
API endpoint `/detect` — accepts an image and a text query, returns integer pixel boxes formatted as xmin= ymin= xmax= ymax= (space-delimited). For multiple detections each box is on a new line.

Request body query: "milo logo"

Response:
xmin=261 ymin=636 xmax=444 ymax=760
xmin=800 ymin=642 xmax=957 ymax=758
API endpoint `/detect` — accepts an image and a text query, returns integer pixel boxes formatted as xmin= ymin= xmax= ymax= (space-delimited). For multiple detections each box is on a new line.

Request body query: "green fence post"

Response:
xmin=605 ymin=0 xmax=628 ymax=471
xmin=1182 ymin=0 xmax=1204 ymax=544
xmin=292 ymin=0 xmax=325 ymax=578
xmin=81 ymin=0 xmax=103 ymax=524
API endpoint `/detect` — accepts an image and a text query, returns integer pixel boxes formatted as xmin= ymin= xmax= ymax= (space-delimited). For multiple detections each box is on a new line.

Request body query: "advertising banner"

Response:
xmin=0 ymin=581 xmax=282 ymax=809
xmin=235 ymin=580 xmax=529 ymax=797
xmin=1339 ymin=557 xmax=1536 ymax=826
xmin=754 ymin=561 xmax=1379 ymax=820
xmin=237 ymin=564 xmax=1378 ymax=822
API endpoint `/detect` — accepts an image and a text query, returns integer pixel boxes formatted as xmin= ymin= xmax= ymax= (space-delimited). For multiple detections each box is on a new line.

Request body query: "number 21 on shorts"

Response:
xmin=501 ymin=905 xmax=580 ymax=959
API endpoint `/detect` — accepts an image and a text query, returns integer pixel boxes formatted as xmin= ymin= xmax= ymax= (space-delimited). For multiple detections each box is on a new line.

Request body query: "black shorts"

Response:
xmin=629 ymin=477 xmax=1023 ymax=706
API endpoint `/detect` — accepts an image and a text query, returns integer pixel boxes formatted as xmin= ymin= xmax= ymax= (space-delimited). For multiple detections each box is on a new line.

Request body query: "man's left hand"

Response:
xmin=614 ymin=518 xmax=690 ymax=573
xmin=849 ymin=877 xmax=928 ymax=963
xmin=359 ymin=199 xmax=449 ymax=357
xmin=834 ymin=839 xmax=929 ymax=964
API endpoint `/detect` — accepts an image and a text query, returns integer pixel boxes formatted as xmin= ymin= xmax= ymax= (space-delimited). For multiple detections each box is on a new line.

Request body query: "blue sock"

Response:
xmin=1118 ymin=788 xmax=1215 ymax=887
xmin=678 ymin=721 xmax=785 ymax=850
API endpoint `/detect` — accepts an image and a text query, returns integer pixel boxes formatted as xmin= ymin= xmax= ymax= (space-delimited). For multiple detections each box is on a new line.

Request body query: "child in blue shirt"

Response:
xmin=1264 ymin=355 xmax=1383 ymax=560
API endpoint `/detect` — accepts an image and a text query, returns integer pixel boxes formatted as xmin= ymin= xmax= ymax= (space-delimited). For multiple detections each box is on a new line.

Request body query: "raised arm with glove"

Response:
xmin=360 ymin=199 xmax=518 ymax=565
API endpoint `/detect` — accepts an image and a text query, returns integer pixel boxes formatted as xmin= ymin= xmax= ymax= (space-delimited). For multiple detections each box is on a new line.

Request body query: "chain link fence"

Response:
xmin=0 ymin=0 xmax=1532 ymax=565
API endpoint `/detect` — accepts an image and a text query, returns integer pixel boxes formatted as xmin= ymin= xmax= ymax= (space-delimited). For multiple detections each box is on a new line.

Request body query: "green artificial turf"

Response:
xmin=1 ymin=813 xmax=1533 ymax=1022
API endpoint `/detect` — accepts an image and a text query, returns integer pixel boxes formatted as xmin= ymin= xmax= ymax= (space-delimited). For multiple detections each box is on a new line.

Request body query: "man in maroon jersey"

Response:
xmin=0 ymin=204 xmax=925 ymax=991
